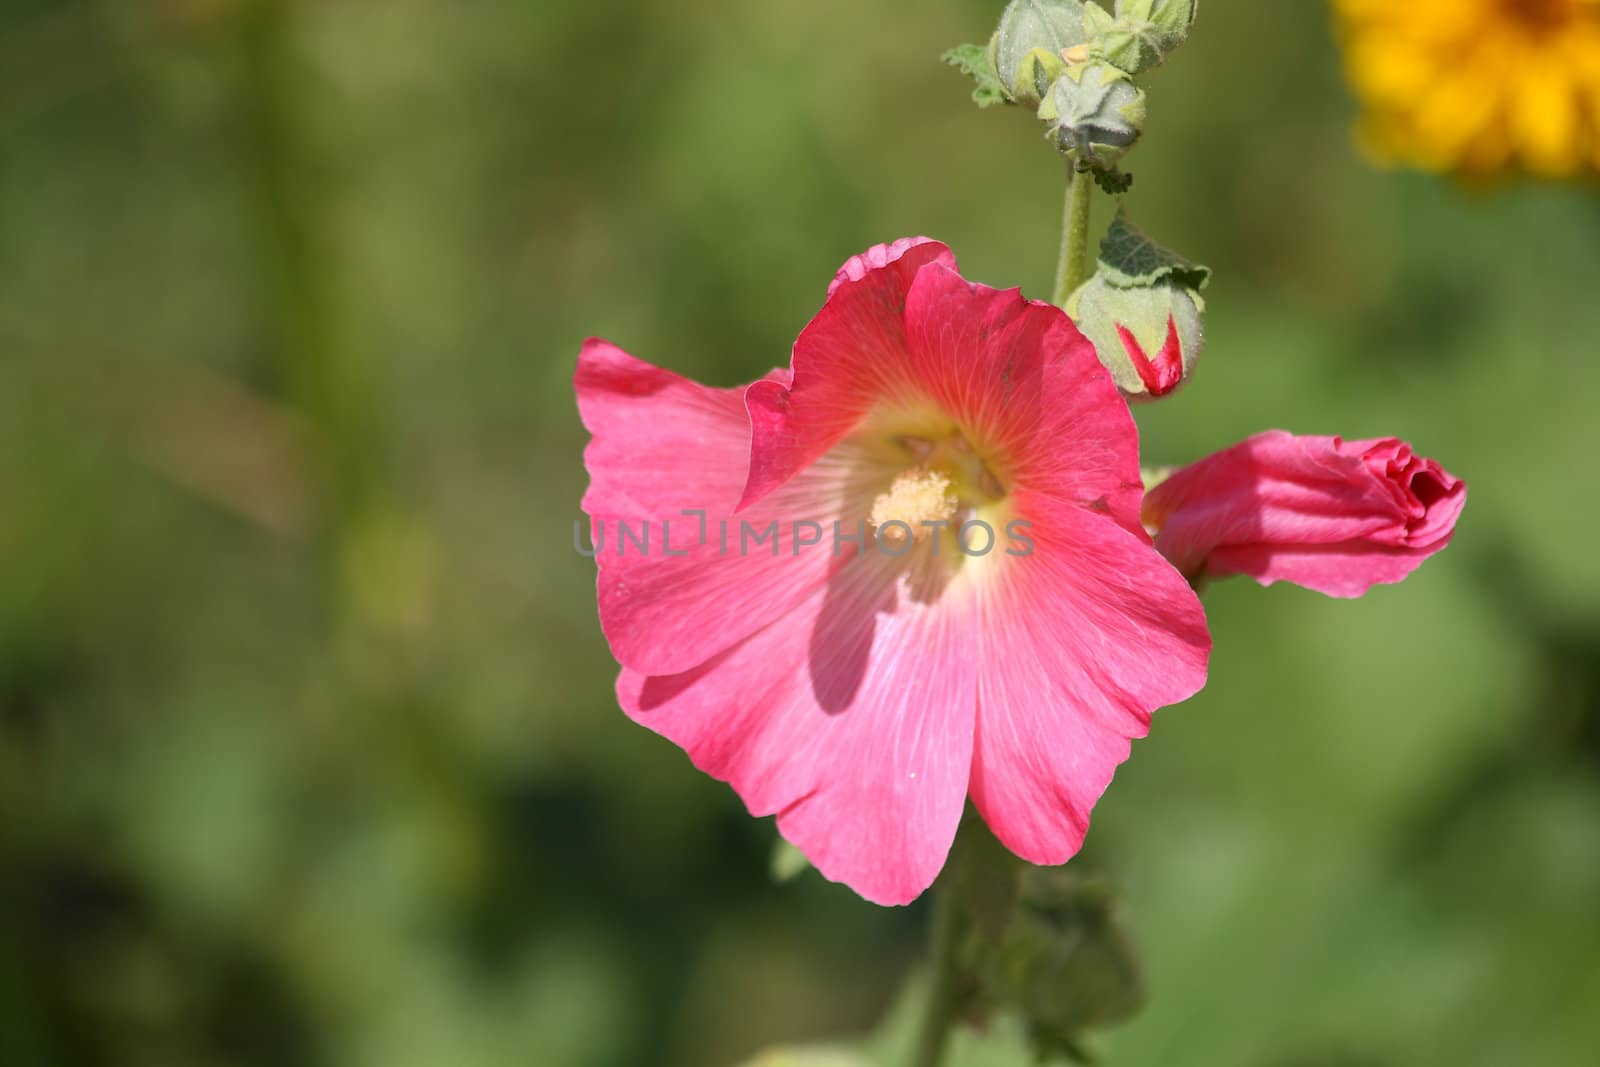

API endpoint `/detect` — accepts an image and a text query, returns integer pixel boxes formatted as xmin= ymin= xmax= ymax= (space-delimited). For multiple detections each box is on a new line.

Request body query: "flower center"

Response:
xmin=867 ymin=432 xmax=1008 ymax=547
xmin=869 ymin=470 xmax=958 ymax=546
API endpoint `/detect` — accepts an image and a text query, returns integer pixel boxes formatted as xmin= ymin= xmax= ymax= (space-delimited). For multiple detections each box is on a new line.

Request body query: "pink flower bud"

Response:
xmin=1143 ymin=431 xmax=1467 ymax=597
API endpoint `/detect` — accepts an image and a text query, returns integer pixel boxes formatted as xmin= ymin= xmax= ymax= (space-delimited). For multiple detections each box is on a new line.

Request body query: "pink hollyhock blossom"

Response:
xmin=575 ymin=239 xmax=1210 ymax=906
xmin=1143 ymin=430 xmax=1466 ymax=598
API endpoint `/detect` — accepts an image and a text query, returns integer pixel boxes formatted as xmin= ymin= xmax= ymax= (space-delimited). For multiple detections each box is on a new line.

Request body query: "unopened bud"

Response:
xmin=981 ymin=870 xmax=1145 ymax=1053
xmin=1067 ymin=214 xmax=1210 ymax=401
xmin=1085 ymin=0 xmax=1198 ymax=76
xmin=1071 ymin=277 xmax=1203 ymax=399
xmin=1037 ymin=62 xmax=1147 ymax=171
xmin=993 ymin=0 xmax=1092 ymax=107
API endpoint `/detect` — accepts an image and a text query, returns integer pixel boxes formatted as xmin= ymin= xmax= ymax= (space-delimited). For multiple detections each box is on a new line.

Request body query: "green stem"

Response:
xmin=910 ymin=884 xmax=964 ymax=1067
xmin=1052 ymin=164 xmax=1095 ymax=308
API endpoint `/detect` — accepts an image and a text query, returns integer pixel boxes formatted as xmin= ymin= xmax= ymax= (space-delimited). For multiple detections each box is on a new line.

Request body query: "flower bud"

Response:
xmin=992 ymin=0 xmax=1091 ymax=107
xmin=1144 ymin=431 xmax=1466 ymax=597
xmin=1070 ymin=276 xmax=1202 ymax=399
xmin=1120 ymin=0 xmax=1199 ymax=43
xmin=1066 ymin=214 xmax=1209 ymax=401
xmin=1085 ymin=0 xmax=1197 ymax=75
xmin=1037 ymin=62 xmax=1147 ymax=171
xmin=980 ymin=869 xmax=1145 ymax=1053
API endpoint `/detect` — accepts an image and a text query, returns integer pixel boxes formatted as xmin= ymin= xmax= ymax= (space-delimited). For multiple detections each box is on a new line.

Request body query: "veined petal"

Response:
xmin=759 ymin=256 xmax=1146 ymax=534
xmin=741 ymin=240 xmax=956 ymax=510
xmin=576 ymin=339 xmax=867 ymax=676
xmin=970 ymin=504 xmax=1210 ymax=865
xmin=618 ymin=546 xmax=978 ymax=906
xmin=576 ymin=338 xmax=750 ymax=521
xmin=899 ymin=263 xmax=1148 ymax=531
xmin=827 ymin=236 xmax=951 ymax=297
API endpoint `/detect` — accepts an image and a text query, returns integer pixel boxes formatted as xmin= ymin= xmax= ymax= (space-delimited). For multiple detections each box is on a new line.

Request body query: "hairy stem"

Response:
xmin=1052 ymin=164 xmax=1095 ymax=308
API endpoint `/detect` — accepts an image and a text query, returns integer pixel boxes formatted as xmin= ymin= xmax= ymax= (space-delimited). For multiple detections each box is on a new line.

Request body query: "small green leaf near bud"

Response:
xmin=941 ymin=40 xmax=1008 ymax=109
xmin=994 ymin=0 xmax=1093 ymax=107
xmin=1097 ymin=212 xmax=1210 ymax=290
xmin=1037 ymin=62 xmax=1147 ymax=172
xmin=1093 ymin=167 xmax=1135 ymax=195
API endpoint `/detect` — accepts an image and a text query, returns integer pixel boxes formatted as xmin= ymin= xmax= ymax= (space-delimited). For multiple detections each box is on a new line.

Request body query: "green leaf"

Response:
xmin=1096 ymin=212 xmax=1210 ymax=290
xmin=942 ymin=42 xmax=1008 ymax=109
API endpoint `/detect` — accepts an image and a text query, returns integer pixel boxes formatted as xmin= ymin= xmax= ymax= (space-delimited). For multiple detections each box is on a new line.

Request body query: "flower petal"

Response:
xmin=904 ymin=266 xmax=1148 ymax=535
xmin=969 ymin=504 xmax=1210 ymax=865
xmin=749 ymin=254 xmax=1146 ymax=534
xmin=576 ymin=337 xmax=751 ymax=522
xmin=576 ymin=339 xmax=862 ymax=676
xmin=617 ymin=547 xmax=978 ymax=906
xmin=1207 ymin=541 xmax=1439 ymax=598
xmin=741 ymin=240 xmax=956 ymax=510
xmin=1344 ymin=436 xmax=1466 ymax=548
xmin=827 ymin=236 xmax=951 ymax=297
xmin=900 ymin=263 xmax=1147 ymax=533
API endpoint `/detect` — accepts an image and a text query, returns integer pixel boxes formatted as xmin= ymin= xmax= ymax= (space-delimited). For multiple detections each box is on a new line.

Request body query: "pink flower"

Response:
xmin=1143 ymin=430 xmax=1467 ymax=598
xmin=575 ymin=239 xmax=1210 ymax=906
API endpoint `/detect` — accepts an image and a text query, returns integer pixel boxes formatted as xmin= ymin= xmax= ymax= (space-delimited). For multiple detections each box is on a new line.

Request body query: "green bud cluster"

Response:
xmin=946 ymin=1 xmax=1196 ymax=175
xmin=944 ymin=1 xmax=1210 ymax=403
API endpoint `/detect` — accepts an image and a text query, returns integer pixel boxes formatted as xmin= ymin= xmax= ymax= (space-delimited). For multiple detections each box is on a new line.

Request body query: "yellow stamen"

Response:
xmin=870 ymin=470 xmax=959 ymax=544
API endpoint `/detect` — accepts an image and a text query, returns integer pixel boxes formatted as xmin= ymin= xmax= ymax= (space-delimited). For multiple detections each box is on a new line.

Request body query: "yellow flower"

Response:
xmin=1335 ymin=0 xmax=1600 ymax=176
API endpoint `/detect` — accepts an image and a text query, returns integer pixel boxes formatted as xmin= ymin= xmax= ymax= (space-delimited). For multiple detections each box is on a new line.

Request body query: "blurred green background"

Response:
xmin=3 ymin=1 xmax=1599 ymax=1065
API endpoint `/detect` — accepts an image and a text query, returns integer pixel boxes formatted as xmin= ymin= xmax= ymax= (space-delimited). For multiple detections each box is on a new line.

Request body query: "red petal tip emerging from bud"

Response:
xmin=1116 ymin=316 xmax=1184 ymax=397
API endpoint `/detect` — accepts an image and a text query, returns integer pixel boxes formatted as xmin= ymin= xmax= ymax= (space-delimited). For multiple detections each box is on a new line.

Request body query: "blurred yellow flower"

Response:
xmin=1335 ymin=0 xmax=1600 ymax=175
